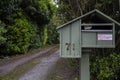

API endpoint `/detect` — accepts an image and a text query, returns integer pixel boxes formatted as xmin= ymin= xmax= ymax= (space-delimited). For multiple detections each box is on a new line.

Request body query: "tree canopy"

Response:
xmin=0 ymin=0 xmax=58 ymax=55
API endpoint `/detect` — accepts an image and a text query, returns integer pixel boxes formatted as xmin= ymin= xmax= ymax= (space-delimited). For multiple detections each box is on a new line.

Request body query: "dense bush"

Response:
xmin=90 ymin=53 xmax=120 ymax=80
xmin=0 ymin=21 xmax=7 ymax=45
xmin=6 ymin=18 xmax=37 ymax=54
xmin=0 ymin=0 xmax=58 ymax=56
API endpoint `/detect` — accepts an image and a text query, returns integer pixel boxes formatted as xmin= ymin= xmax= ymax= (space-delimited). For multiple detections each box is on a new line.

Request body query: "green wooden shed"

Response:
xmin=57 ymin=9 xmax=120 ymax=58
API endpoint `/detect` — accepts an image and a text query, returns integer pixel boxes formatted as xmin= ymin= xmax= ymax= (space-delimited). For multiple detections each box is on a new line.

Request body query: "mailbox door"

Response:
xmin=71 ymin=20 xmax=81 ymax=58
xmin=60 ymin=25 xmax=70 ymax=57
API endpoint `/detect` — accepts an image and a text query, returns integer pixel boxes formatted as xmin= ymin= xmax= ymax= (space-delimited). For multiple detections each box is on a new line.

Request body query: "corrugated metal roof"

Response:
xmin=57 ymin=9 xmax=120 ymax=30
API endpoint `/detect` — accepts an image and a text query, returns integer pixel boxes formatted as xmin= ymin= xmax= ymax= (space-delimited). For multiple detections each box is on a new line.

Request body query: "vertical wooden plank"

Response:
xmin=60 ymin=19 xmax=82 ymax=58
xmin=60 ymin=29 xmax=62 ymax=57
xmin=80 ymin=53 xmax=90 ymax=80
xmin=71 ymin=21 xmax=78 ymax=57
xmin=79 ymin=19 xmax=82 ymax=57
xmin=113 ymin=23 xmax=115 ymax=47
xmin=61 ymin=25 xmax=70 ymax=57
xmin=71 ymin=20 xmax=81 ymax=58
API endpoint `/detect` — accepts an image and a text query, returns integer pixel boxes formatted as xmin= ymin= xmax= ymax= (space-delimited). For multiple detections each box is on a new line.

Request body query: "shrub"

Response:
xmin=90 ymin=53 xmax=120 ymax=80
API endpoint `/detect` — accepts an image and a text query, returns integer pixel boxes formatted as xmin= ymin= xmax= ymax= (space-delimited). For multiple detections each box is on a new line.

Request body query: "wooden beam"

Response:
xmin=81 ymin=23 xmax=113 ymax=26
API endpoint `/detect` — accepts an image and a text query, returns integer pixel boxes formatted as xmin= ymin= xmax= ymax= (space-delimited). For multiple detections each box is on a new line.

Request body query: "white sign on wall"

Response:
xmin=98 ymin=34 xmax=112 ymax=40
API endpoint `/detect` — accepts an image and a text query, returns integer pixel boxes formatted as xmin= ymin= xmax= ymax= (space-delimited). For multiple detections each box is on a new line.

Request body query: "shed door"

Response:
xmin=61 ymin=25 xmax=70 ymax=57
xmin=71 ymin=20 xmax=81 ymax=58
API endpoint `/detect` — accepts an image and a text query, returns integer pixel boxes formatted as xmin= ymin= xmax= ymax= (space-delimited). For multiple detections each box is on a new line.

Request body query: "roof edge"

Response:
xmin=56 ymin=9 xmax=96 ymax=30
xmin=57 ymin=9 xmax=120 ymax=30
xmin=95 ymin=9 xmax=120 ymax=26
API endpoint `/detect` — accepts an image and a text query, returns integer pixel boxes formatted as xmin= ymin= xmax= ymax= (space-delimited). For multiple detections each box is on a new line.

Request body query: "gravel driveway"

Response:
xmin=0 ymin=46 xmax=55 ymax=76
xmin=18 ymin=50 xmax=60 ymax=80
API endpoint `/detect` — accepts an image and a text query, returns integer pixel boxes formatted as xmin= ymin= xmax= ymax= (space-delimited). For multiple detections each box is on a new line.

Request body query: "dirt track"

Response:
xmin=0 ymin=46 xmax=56 ymax=76
xmin=18 ymin=50 xmax=59 ymax=80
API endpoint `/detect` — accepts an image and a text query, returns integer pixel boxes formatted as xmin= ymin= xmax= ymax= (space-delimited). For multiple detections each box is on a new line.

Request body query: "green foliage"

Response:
xmin=58 ymin=0 xmax=120 ymax=22
xmin=46 ymin=21 xmax=59 ymax=45
xmin=46 ymin=12 xmax=59 ymax=45
xmin=20 ymin=0 xmax=58 ymax=46
xmin=90 ymin=53 xmax=120 ymax=80
xmin=6 ymin=18 xmax=37 ymax=54
xmin=0 ymin=0 xmax=58 ymax=55
xmin=0 ymin=21 xmax=7 ymax=45
xmin=0 ymin=0 xmax=20 ymax=25
xmin=43 ymin=26 xmax=48 ymax=45
xmin=20 ymin=0 xmax=54 ymax=26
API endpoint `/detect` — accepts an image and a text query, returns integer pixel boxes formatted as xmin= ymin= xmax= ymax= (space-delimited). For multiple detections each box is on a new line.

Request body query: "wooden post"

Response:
xmin=80 ymin=53 xmax=90 ymax=80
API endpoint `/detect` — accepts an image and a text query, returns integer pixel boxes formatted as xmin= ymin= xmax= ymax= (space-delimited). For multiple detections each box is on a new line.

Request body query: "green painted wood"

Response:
xmin=97 ymin=40 xmax=113 ymax=45
xmin=60 ymin=25 xmax=70 ymax=57
xmin=81 ymin=23 xmax=113 ymax=26
xmin=82 ymin=30 xmax=112 ymax=32
xmin=113 ymin=23 xmax=115 ymax=48
xmin=60 ymin=30 xmax=62 ymax=56
xmin=57 ymin=9 xmax=120 ymax=30
xmin=60 ymin=24 xmax=115 ymax=52
xmin=60 ymin=19 xmax=81 ymax=58
xmin=82 ymin=45 xmax=115 ymax=48
xmin=57 ymin=10 xmax=117 ymax=52
xmin=82 ymin=32 xmax=97 ymax=46
xmin=80 ymin=53 xmax=90 ymax=80
xmin=81 ymin=23 xmax=115 ymax=48
xmin=71 ymin=20 xmax=81 ymax=57
xmin=95 ymin=9 xmax=120 ymax=26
